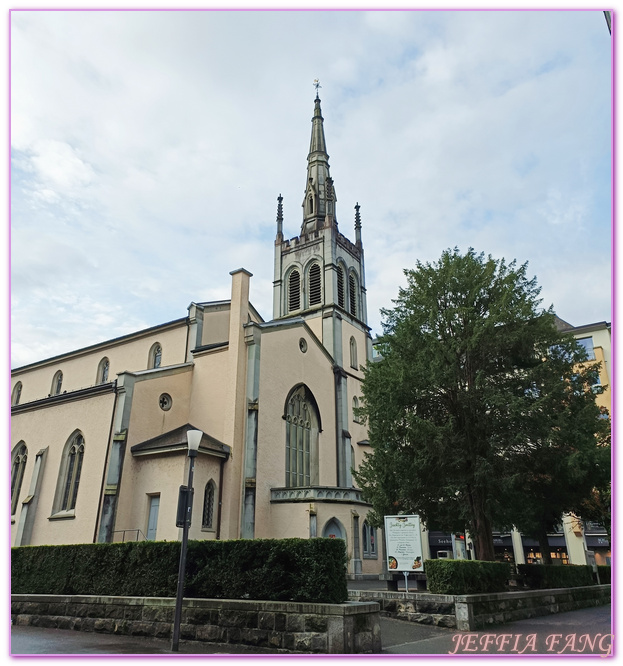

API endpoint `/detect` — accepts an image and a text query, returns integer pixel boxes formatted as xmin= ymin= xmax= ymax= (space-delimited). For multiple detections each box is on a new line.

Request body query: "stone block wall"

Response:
xmin=455 ymin=584 xmax=611 ymax=631
xmin=348 ymin=590 xmax=456 ymax=628
xmin=11 ymin=594 xmax=381 ymax=654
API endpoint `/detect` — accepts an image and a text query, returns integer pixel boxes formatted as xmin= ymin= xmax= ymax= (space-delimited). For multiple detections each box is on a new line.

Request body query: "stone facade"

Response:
xmin=11 ymin=594 xmax=382 ymax=654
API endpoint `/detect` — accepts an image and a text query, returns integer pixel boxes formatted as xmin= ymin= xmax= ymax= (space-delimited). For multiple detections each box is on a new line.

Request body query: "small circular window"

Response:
xmin=159 ymin=393 xmax=172 ymax=411
xmin=299 ymin=338 xmax=308 ymax=353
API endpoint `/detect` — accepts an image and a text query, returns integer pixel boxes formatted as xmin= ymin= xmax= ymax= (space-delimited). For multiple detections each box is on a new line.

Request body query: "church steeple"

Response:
xmin=302 ymin=91 xmax=336 ymax=235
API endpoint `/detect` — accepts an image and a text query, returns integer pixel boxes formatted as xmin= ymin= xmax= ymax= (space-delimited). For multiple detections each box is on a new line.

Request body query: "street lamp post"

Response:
xmin=171 ymin=429 xmax=202 ymax=652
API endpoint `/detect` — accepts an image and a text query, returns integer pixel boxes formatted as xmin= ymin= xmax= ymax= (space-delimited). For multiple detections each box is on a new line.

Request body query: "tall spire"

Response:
xmin=354 ymin=202 xmax=362 ymax=246
xmin=276 ymin=193 xmax=283 ymax=242
xmin=301 ymin=82 xmax=335 ymax=235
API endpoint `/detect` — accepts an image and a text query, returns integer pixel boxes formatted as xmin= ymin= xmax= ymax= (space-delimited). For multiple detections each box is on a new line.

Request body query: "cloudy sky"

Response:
xmin=10 ymin=8 xmax=612 ymax=369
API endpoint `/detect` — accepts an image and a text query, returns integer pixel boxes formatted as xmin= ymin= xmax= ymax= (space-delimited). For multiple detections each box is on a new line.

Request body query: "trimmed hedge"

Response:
xmin=597 ymin=565 xmax=611 ymax=585
xmin=11 ymin=538 xmax=348 ymax=604
xmin=517 ymin=564 xmax=594 ymax=589
xmin=425 ymin=559 xmax=511 ymax=595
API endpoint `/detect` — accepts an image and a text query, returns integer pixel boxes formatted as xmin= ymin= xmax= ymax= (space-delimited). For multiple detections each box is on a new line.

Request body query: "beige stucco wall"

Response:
xmin=11 ymin=323 xmax=188 ymax=405
xmin=11 ymin=392 xmax=116 ymax=546
xmin=187 ymin=350 xmax=231 ymax=444
xmin=201 ymin=307 xmax=231 ymax=346
xmin=123 ymin=370 xmax=193 ymax=447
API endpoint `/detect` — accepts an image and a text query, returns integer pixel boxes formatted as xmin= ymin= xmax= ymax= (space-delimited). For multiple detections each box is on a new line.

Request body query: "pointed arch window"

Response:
xmin=12 ymin=382 xmax=22 ymax=406
xmin=362 ymin=521 xmax=377 ymax=558
xmin=288 ymin=269 xmax=301 ymax=313
xmin=337 ymin=266 xmax=345 ymax=309
xmin=349 ymin=273 xmax=358 ymax=318
xmin=202 ymin=480 xmax=216 ymax=530
xmin=97 ymin=357 xmax=110 ymax=384
xmin=285 ymin=385 xmax=320 ymax=487
xmin=11 ymin=442 xmax=28 ymax=515
xmin=54 ymin=432 xmax=85 ymax=515
xmin=352 ymin=396 xmax=360 ymax=423
xmin=308 ymin=263 xmax=322 ymax=306
xmin=149 ymin=343 xmax=162 ymax=369
xmin=51 ymin=371 xmax=63 ymax=395
xmin=350 ymin=336 xmax=358 ymax=369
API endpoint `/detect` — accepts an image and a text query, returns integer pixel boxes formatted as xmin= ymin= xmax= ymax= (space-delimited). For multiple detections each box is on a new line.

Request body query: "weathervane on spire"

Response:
xmin=314 ymin=79 xmax=322 ymax=98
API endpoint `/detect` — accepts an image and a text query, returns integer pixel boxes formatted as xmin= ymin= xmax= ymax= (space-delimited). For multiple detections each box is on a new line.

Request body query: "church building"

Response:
xmin=10 ymin=94 xmax=382 ymax=578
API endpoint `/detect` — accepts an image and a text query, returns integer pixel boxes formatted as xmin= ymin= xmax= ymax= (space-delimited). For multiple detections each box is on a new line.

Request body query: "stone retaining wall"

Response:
xmin=454 ymin=584 xmax=611 ymax=631
xmin=349 ymin=584 xmax=611 ymax=632
xmin=11 ymin=594 xmax=381 ymax=654
xmin=348 ymin=590 xmax=456 ymax=628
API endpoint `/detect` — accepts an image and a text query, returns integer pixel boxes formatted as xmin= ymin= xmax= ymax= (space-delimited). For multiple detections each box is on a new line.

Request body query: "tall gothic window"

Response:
xmin=97 ymin=357 xmax=110 ymax=384
xmin=54 ymin=432 xmax=85 ymax=514
xmin=51 ymin=370 xmax=63 ymax=395
xmin=352 ymin=396 xmax=360 ymax=423
xmin=149 ymin=343 xmax=162 ymax=369
xmin=350 ymin=336 xmax=358 ymax=369
xmin=285 ymin=385 xmax=320 ymax=487
xmin=349 ymin=273 xmax=358 ymax=318
xmin=288 ymin=269 xmax=301 ymax=312
xmin=202 ymin=480 xmax=216 ymax=529
xmin=308 ymin=263 xmax=322 ymax=306
xmin=12 ymin=382 xmax=22 ymax=406
xmin=337 ymin=266 xmax=345 ymax=309
xmin=11 ymin=442 xmax=28 ymax=515
xmin=362 ymin=521 xmax=377 ymax=558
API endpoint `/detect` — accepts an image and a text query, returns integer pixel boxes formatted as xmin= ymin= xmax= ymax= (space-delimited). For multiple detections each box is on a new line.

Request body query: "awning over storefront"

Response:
xmin=522 ymin=536 xmax=567 ymax=548
xmin=586 ymin=536 xmax=610 ymax=548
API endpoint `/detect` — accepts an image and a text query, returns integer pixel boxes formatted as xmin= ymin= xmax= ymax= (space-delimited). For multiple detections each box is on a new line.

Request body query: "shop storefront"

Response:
xmin=522 ymin=536 xmax=568 ymax=564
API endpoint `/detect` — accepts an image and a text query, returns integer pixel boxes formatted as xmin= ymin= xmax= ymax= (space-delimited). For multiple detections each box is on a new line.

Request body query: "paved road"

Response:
xmin=381 ymin=604 xmax=612 ymax=655
xmin=11 ymin=604 xmax=612 ymax=656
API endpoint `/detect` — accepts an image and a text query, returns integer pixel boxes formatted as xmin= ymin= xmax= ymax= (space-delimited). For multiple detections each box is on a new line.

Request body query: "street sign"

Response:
xmin=384 ymin=515 xmax=424 ymax=573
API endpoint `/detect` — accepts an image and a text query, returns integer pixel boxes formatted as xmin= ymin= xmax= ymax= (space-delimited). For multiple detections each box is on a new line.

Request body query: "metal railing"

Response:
xmin=112 ymin=529 xmax=147 ymax=542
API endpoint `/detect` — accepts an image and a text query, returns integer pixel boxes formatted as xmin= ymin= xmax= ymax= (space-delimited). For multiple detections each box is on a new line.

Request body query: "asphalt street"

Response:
xmin=11 ymin=604 xmax=612 ymax=656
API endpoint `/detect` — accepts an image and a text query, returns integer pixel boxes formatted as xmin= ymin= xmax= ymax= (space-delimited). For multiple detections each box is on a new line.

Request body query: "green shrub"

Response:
xmin=425 ymin=559 xmax=511 ymax=595
xmin=597 ymin=565 xmax=611 ymax=584
xmin=517 ymin=564 xmax=594 ymax=589
xmin=11 ymin=538 xmax=347 ymax=604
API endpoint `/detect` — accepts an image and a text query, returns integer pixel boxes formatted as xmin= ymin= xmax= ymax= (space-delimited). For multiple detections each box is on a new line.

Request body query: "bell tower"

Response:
xmin=271 ymin=88 xmax=372 ymax=490
xmin=272 ymin=89 xmax=371 ymax=362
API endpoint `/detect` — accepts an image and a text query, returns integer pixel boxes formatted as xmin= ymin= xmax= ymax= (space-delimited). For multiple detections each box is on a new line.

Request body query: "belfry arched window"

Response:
xmin=54 ymin=432 xmax=85 ymax=514
xmin=349 ymin=272 xmax=358 ymax=318
xmin=337 ymin=266 xmax=345 ymax=309
xmin=11 ymin=442 xmax=28 ymax=515
xmin=308 ymin=263 xmax=322 ymax=307
xmin=285 ymin=385 xmax=320 ymax=487
xmin=12 ymin=382 xmax=22 ymax=406
xmin=288 ymin=269 xmax=301 ymax=313
xmin=149 ymin=343 xmax=162 ymax=369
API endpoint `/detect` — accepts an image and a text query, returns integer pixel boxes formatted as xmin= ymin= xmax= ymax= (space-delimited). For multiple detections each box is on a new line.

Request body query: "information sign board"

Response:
xmin=384 ymin=515 xmax=424 ymax=573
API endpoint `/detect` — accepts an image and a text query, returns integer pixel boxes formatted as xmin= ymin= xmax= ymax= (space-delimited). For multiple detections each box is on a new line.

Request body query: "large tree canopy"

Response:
xmin=354 ymin=248 xmax=609 ymax=561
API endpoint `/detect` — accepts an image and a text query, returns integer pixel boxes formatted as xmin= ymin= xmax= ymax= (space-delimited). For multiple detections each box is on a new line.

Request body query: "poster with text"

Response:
xmin=384 ymin=515 xmax=424 ymax=573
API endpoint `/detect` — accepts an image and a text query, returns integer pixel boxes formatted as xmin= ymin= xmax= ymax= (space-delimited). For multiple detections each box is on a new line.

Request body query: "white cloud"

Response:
xmin=10 ymin=9 xmax=611 ymax=366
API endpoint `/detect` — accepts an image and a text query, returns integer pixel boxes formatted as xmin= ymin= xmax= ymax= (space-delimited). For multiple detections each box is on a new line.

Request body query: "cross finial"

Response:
xmin=313 ymin=78 xmax=322 ymax=99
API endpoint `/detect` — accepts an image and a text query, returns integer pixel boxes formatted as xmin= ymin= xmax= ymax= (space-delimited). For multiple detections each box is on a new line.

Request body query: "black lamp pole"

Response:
xmin=171 ymin=429 xmax=202 ymax=651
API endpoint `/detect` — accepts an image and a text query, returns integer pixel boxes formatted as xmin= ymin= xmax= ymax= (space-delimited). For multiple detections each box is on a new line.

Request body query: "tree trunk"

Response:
xmin=467 ymin=487 xmax=496 ymax=561
xmin=537 ymin=525 xmax=552 ymax=565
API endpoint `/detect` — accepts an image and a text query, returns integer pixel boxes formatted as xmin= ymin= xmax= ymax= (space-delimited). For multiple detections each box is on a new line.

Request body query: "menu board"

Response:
xmin=384 ymin=515 xmax=424 ymax=573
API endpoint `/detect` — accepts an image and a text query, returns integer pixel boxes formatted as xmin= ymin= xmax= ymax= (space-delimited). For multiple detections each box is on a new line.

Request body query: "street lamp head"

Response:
xmin=186 ymin=429 xmax=203 ymax=456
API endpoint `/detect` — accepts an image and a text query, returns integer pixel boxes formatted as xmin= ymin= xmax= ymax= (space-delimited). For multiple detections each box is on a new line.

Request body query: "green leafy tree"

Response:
xmin=354 ymin=248 xmax=608 ymax=561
